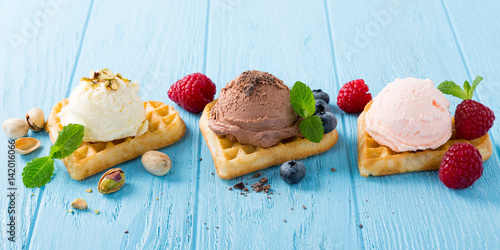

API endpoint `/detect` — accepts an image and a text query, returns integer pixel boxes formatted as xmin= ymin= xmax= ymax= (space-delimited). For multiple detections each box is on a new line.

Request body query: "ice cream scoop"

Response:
xmin=208 ymin=70 xmax=301 ymax=148
xmin=365 ymin=78 xmax=452 ymax=152
xmin=59 ymin=69 xmax=148 ymax=142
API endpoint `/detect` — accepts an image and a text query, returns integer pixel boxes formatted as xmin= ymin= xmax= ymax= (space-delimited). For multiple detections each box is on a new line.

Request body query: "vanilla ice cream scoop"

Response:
xmin=365 ymin=78 xmax=452 ymax=152
xmin=59 ymin=69 xmax=148 ymax=142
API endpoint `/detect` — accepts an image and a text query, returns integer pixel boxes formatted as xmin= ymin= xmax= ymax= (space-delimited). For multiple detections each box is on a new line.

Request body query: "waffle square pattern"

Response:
xmin=200 ymin=100 xmax=339 ymax=179
xmin=45 ymin=99 xmax=186 ymax=180
xmin=357 ymin=101 xmax=492 ymax=177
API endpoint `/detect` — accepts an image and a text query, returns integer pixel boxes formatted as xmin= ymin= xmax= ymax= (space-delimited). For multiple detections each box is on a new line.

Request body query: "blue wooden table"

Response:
xmin=1 ymin=0 xmax=499 ymax=249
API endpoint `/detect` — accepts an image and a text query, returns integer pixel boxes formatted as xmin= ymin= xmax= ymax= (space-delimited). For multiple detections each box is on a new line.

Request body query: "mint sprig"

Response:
xmin=290 ymin=81 xmax=324 ymax=143
xmin=438 ymin=75 xmax=483 ymax=100
xmin=22 ymin=124 xmax=85 ymax=188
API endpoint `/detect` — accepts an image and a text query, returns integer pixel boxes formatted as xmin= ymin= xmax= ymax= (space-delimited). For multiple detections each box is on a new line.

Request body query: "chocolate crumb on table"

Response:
xmin=243 ymin=187 xmax=249 ymax=192
xmin=302 ymin=205 xmax=307 ymax=210
xmin=125 ymin=231 xmax=129 ymax=234
xmin=359 ymin=224 xmax=363 ymax=229
xmin=211 ymin=172 xmax=214 ymax=175
xmin=251 ymin=173 xmax=262 ymax=179
xmin=199 ymin=158 xmax=202 ymax=161
xmin=233 ymin=182 xmax=245 ymax=190
xmin=331 ymin=167 xmax=336 ymax=172
xmin=228 ymin=187 xmax=233 ymax=190
xmin=259 ymin=177 xmax=268 ymax=184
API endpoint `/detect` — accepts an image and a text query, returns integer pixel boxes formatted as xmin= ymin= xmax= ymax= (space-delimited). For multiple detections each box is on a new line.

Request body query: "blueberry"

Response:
xmin=313 ymin=89 xmax=330 ymax=104
xmin=317 ymin=111 xmax=337 ymax=134
xmin=314 ymin=99 xmax=331 ymax=115
xmin=279 ymin=160 xmax=306 ymax=185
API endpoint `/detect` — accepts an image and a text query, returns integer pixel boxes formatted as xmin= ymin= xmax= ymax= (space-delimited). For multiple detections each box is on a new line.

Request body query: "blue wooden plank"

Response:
xmin=441 ymin=0 xmax=500 ymax=245
xmin=13 ymin=0 xmax=209 ymax=249
xmin=0 ymin=1 xmax=94 ymax=249
xmin=196 ymin=0 xmax=359 ymax=248
xmin=325 ymin=0 xmax=500 ymax=248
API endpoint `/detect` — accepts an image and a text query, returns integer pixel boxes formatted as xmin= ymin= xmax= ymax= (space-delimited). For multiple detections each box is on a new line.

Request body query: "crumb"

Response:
xmin=31 ymin=193 xmax=34 ymax=196
xmin=365 ymin=200 xmax=368 ymax=202
xmin=284 ymin=219 xmax=287 ymax=223
xmin=246 ymin=178 xmax=249 ymax=180
xmin=243 ymin=188 xmax=249 ymax=192
xmin=233 ymin=182 xmax=245 ymax=190
xmin=215 ymin=227 xmax=219 ymax=229
xmin=211 ymin=172 xmax=214 ymax=175
xmin=156 ymin=198 xmax=159 ymax=200
xmin=199 ymin=158 xmax=202 ymax=161
xmin=228 ymin=187 xmax=233 ymax=190
xmin=67 ymin=210 xmax=74 ymax=213
xmin=259 ymin=177 xmax=268 ymax=184
xmin=125 ymin=231 xmax=129 ymax=234
xmin=359 ymin=224 xmax=363 ymax=229
xmin=206 ymin=227 xmax=209 ymax=229
xmin=302 ymin=205 xmax=307 ymax=210
xmin=85 ymin=189 xmax=92 ymax=193
xmin=291 ymin=208 xmax=294 ymax=210
xmin=331 ymin=167 xmax=336 ymax=172
xmin=251 ymin=173 xmax=262 ymax=179
xmin=94 ymin=210 xmax=100 ymax=215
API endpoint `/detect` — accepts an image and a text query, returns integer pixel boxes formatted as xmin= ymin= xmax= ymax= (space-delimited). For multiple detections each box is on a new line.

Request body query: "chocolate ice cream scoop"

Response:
xmin=208 ymin=70 xmax=301 ymax=148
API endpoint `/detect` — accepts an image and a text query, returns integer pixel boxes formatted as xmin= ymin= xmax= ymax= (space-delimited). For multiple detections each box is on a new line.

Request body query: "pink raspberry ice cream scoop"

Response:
xmin=365 ymin=78 xmax=453 ymax=152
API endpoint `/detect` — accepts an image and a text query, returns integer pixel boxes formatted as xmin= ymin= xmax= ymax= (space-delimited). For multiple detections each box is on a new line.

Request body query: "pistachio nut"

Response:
xmin=25 ymin=108 xmax=45 ymax=132
xmin=141 ymin=151 xmax=172 ymax=176
xmin=98 ymin=168 xmax=125 ymax=194
xmin=2 ymin=118 xmax=29 ymax=139
xmin=14 ymin=137 xmax=41 ymax=155
xmin=71 ymin=198 xmax=88 ymax=210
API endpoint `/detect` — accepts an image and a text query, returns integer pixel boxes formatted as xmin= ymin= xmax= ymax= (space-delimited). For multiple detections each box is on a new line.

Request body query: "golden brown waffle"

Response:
xmin=200 ymin=100 xmax=339 ymax=179
xmin=45 ymin=99 xmax=186 ymax=180
xmin=357 ymin=101 xmax=492 ymax=177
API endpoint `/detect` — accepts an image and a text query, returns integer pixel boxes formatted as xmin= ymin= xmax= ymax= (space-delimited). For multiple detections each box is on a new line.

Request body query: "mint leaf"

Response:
xmin=470 ymin=75 xmax=483 ymax=98
xmin=290 ymin=81 xmax=316 ymax=118
xmin=463 ymin=81 xmax=471 ymax=99
xmin=300 ymin=116 xmax=324 ymax=143
xmin=50 ymin=124 xmax=84 ymax=159
xmin=22 ymin=124 xmax=85 ymax=188
xmin=22 ymin=156 xmax=55 ymax=188
xmin=437 ymin=80 xmax=468 ymax=100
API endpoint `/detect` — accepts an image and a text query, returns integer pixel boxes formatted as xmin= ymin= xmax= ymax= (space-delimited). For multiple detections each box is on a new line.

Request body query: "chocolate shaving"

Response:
xmin=233 ymin=182 xmax=245 ymax=190
xmin=259 ymin=177 xmax=268 ymax=184
xmin=251 ymin=173 xmax=262 ymax=179
xmin=243 ymin=83 xmax=255 ymax=96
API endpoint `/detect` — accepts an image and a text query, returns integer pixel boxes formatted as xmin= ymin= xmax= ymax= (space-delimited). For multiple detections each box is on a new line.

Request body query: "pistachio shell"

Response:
xmin=142 ymin=151 xmax=172 ymax=176
xmin=26 ymin=108 xmax=45 ymax=132
xmin=2 ymin=118 xmax=29 ymax=139
xmin=14 ymin=137 xmax=41 ymax=155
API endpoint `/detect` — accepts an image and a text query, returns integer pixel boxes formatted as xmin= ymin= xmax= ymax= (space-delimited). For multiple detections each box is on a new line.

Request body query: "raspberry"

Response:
xmin=337 ymin=79 xmax=372 ymax=113
xmin=439 ymin=143 xmax=483 ymax=189
xmin=168 ymin=73 xmax=216 ymax=113
xmin=455 ymin=99 xmax=495 ymax=140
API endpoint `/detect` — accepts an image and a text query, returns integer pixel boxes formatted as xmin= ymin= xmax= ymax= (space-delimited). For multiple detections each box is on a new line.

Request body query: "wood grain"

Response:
xmin=325 ymin=0 xmax=500 ymax=248
xmin=0 ymin=1 xmax=94 ymax=249
xmin=197 ymin=0 xmax=357 ymax=248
